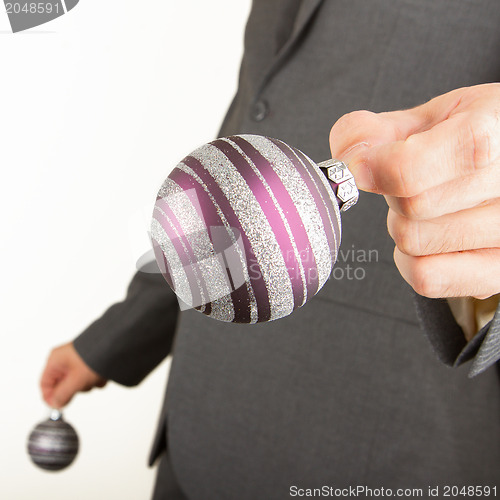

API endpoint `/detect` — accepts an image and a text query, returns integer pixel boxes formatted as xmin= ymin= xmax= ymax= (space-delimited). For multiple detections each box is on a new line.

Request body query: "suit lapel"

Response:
xmin=292 ymin=0 xmax=325 ymax=42
xmin=255 ymin=0 xmax=325 ymax=96
xmin=470 ymin=308 xmax=500 ymax=376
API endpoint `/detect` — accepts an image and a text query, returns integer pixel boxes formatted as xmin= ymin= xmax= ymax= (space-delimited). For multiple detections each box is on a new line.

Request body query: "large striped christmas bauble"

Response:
xmin=151 ymin=135 xmax=341 ymax=323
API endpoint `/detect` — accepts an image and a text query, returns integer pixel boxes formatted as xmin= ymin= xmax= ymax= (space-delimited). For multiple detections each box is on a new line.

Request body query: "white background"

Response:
xmin=0 ymin=1 xmax=251 ymax=498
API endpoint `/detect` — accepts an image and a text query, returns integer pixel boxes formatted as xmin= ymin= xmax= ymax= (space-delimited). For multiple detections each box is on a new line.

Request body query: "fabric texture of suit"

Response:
xmin=74 ymin=1 xmax=500 ymax=498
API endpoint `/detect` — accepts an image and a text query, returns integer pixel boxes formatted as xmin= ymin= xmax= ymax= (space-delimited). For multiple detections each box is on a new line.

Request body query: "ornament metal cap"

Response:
xmin=318 ymin=159 xmax=359 ymax=212
xmin=50 ymin=408 xmax=62 ymax=421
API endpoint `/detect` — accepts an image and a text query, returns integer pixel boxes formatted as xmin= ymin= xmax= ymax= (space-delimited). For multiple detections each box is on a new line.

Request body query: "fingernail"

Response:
xmin=341 ymin=143 xmax=376 ymax=192
xmin=350 ymin=162 xmax=376 ymax=191
xmin=340 ymin=141 xmax=369 ymax=161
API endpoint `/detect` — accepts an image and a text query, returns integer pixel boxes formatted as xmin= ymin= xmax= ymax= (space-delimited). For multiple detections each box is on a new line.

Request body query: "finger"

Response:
xmin=40 ymin=369 xmax=58 ymax=393
xmin=41 ymin=384 xmax=56 ymax=407
xmin=384 ymin=166 xmax=500 ymax=219
xmin=40 ymin=366 xmax=65 ymax=406
xmin=387 ymin=201 xmax=500 ymax=256
xmin=51 ymin=374 xmax=82 ymax=408
xmin=41 ymin=381 xmax=58 ymax=407
xmin=393 ymin=246 xmax=500 ymax=299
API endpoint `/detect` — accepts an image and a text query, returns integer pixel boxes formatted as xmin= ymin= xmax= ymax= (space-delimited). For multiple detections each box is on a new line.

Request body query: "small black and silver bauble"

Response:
xmin=27 ymin=409 xmax=79 ymax=471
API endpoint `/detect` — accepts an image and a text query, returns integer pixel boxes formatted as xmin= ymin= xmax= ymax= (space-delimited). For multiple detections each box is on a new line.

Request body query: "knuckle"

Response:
xmin=410 ymin=258 xmax=443 ymax=298
xmin=396 ymin=191 xmax=431 ymax=220
xmin=465 ymin=112 xmax=496 ymax=170
xmin=330 ymin=110 xmax=376 ymax=141
xmin=49 ymin=347 xmax=61 ymax=360
xmin=384 ymin=141 xmax=419 ymax=197
xmin=388 ymin=212 xmax=421 ymax=255
xmin=462 ymin=83 xmax=500 ymax=104
xmin=462 ymin=85 xmax=487 ymax=102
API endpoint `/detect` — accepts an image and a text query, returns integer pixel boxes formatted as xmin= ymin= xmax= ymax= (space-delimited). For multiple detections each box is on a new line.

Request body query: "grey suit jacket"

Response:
xmin=74 ymin=1 xmax=500 ymax=498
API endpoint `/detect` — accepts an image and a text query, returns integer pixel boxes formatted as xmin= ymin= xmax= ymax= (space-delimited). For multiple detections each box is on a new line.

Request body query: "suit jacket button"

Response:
xmin=251 ymin=99 xmax=269 ymax=121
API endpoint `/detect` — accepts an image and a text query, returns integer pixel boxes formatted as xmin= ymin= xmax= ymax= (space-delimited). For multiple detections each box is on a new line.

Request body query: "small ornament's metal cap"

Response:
xmin=50 ymin=409 xmax=62 ymax=421
xmin=318 ymin=159 xmax=359 ymax=212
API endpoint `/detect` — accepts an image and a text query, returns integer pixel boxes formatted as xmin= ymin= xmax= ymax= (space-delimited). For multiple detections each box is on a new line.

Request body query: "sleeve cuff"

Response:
xmin=73 ymin=267 xmax=179 ymax=386
xmin=414 ymin=294 xmax=500 ymax=377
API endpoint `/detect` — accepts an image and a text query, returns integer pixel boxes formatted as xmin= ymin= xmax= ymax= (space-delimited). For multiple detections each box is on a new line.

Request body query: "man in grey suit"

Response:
xmin=41 ymin=1 xmax=500 ymax=498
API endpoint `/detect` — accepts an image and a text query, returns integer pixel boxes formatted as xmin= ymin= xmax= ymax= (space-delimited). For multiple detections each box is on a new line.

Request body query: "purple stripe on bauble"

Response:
xmin=227 ymin=135 xmax=320 ymax=300
xmin=211 ymin=138 xmax=305 ymax=309
xmin=270 ymin=138 xmax=339 ymax=262
xmin=153 ymin=206 xmax=206 ymax=310
xmin=167 ymin=167 xmax=252 ymax=323
xmin=291 ymin=144 xmax=342 ymax=249
xmin=176 ymin=157 xmax=271 ymax=322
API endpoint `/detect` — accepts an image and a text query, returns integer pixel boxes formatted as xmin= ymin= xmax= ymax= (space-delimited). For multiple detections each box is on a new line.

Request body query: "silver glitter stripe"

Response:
xmin=29 ymin=449 xmax=77 ymax=455
xmin=151 ymin=217 xmax=193 ymax=307
xmin=224 ymin=137 xmax=308 ymax=307
xmin=176 ymin=162 xmax=258 ymax=323
xmin=285 ymin=143 xmax=341 ymax=261
xmin=28 ymin=427 xmax=75 ymax=436
xmin=191 ymin=144 xmax=294 ymax=321
xmin=158 ymin=179 xmax=235 ymax=308
xmin=153 ymin=204 xmax=210 ymax=312
xmin=28 ymin=435 xmax=77 ymax=444
xmin=29 ymin=455 xmax=76 ymax=462
xmin=243 ymin=135 xmax=332 ymax=289
xmin=28 ymin=444 xmax=77 ymax=453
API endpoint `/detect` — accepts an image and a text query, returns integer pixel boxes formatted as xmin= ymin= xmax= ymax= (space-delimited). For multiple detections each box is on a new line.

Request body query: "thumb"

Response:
xmin=330 ymin=88 xmax=467 ymax=160
xmin=329 ymin=110 xmax=413 ymax=192
xmin=329 ymin=109 xmax=416 ymax=159
xmin=329 ymin=90 xmax=468 ymax=191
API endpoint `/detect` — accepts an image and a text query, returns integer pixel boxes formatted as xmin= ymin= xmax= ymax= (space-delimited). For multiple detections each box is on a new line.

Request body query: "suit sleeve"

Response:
xmin=73 ymin=266 xmax=179 ymax=387
xmin=414 ymin=295 xmax=500 ymax=377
